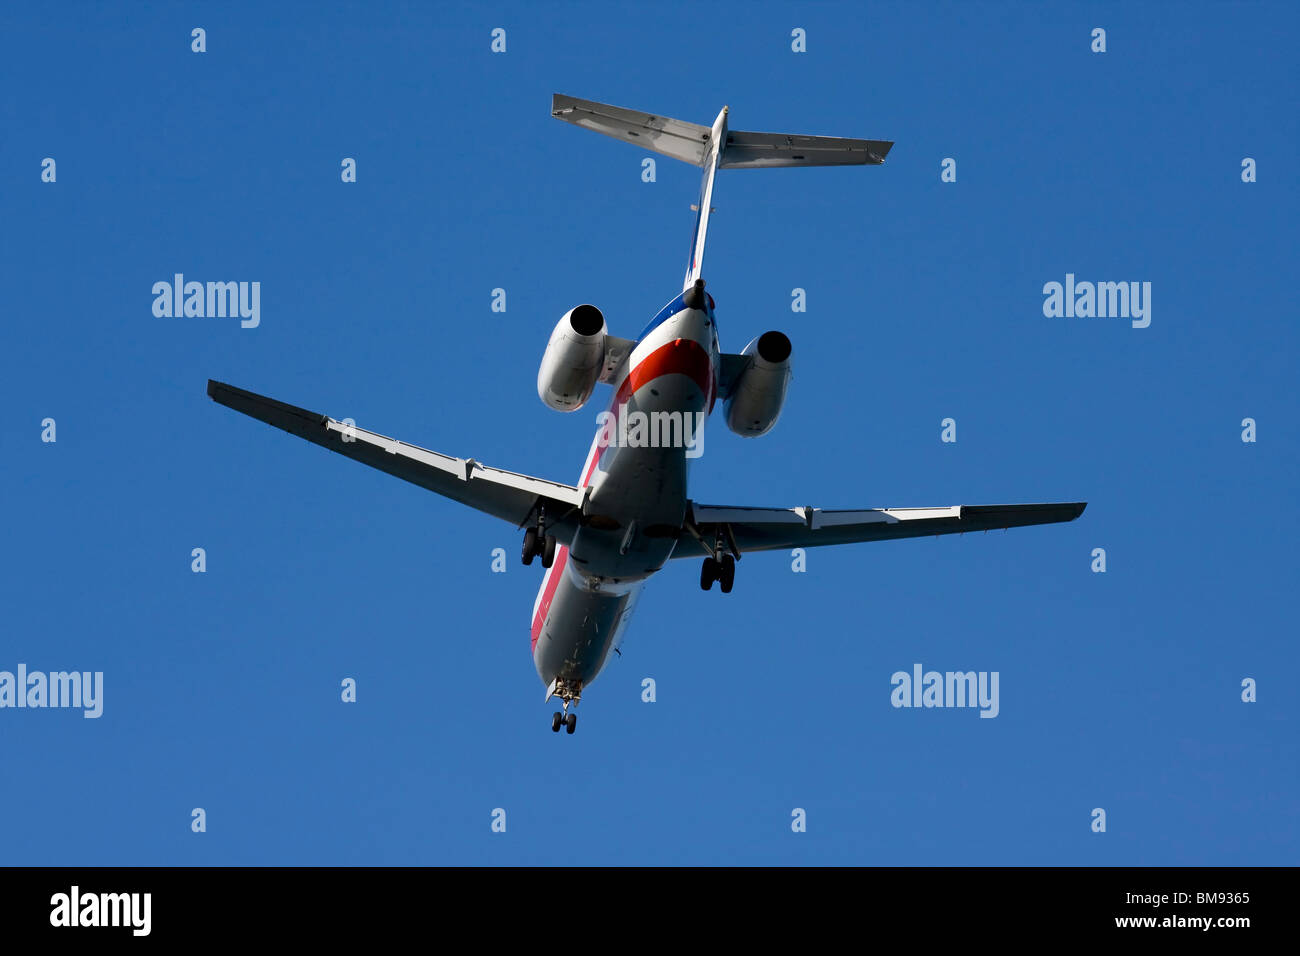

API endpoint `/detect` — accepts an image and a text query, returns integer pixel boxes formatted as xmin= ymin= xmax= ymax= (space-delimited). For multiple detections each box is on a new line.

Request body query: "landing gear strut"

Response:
xmin=522 ymin=507 xmax=557 ymax=568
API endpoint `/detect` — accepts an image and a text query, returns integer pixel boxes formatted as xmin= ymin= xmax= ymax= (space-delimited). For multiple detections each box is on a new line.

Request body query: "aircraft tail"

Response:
xmin=550 ymin=94 xmax=893 ymax=290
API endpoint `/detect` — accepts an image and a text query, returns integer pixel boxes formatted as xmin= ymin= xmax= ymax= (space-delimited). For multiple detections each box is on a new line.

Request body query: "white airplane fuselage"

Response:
xmin=206 ymin=97 xmax=1083 ymax=735
xmin=531 ymin=289 xmax=719 ymax=697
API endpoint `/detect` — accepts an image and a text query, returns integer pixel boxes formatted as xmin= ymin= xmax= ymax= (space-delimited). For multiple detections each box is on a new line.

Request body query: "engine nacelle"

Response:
xmin=725 ymin=331 xmax=792 ymax=437
xmin=538 ymin=304 xmax=607 ymax=411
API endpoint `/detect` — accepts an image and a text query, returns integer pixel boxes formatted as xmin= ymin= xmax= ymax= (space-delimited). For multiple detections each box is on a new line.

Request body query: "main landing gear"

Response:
xmin=698 ymin=522 xmax=738 ymax=593
xmin=522 ymin=515 xmax=557 ymax=568
xmin=700 ymin=553 xmax=735 ymax=593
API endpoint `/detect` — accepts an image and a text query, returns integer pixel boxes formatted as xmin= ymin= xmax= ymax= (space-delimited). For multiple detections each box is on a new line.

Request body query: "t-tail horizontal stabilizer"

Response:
xmin=550 ymin=94 xmax=893 ymax=169
xmin=551 ymin=93 xmax=893 ymax=291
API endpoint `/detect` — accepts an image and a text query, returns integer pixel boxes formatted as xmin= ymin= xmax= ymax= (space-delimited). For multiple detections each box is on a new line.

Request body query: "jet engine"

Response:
xmin=724 ymin=331 xmax=792 ymax=437
xmin=537 ymin=304 xmax=607 ymax=411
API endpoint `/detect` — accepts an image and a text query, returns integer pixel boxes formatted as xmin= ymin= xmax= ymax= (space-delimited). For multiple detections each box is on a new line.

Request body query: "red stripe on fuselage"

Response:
xmin=531 ymin=334 xmax=714 ymax=652
xmin=578 ymin=335 xmax=713 ymax=490
xmin=620 ymin=336 xmax=716 ymax=412
xmin=530 ymin=544 xmax=568 ymax=652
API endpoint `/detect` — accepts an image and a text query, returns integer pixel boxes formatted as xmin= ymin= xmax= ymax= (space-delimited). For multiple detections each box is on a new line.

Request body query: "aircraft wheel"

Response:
xmin=522 ymin=528 xmax=538 ymax=565
xmin=565 ymin=712 xmax=577 ymax=734
xmin=719 ymin=554 xmax=735 ymax=593
xmin=700 ymin=558 xmax=717 ymax=591
xmin=551 ymin=711 xmax=563 ymax=732
xmin=541 ymin=534 xmax=557 ymax=568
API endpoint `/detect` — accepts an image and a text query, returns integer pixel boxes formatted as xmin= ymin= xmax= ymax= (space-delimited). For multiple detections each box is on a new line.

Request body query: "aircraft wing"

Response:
xmin=207 ymin=380 xmax=587 ymax=537
xmin=676 ymin=501 xmax=1086 ymax=557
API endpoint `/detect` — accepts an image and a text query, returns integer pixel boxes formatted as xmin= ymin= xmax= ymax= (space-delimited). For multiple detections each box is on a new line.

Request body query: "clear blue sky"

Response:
xmin=2 ymin=1 xmax=1295 ymax=865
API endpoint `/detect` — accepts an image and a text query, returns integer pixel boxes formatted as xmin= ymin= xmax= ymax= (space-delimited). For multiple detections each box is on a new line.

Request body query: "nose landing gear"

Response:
xmin=547 ymin=678 xmax=581 ymax=734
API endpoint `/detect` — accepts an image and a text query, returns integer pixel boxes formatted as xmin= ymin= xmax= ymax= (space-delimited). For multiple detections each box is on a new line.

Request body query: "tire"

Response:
xmin=551 ymin=711 xmax=563 ymax=732
xmin=522 ymin=527 xmax=538 ymax=565
xmin=720 ymin=554 xmax=735 ymax=594
xmin=700 ymin=557 xmax=717 ymax=591
xmin=541 ymin=534 xmax=557 ymax=568
xmin=565 ymin=713 xmax=577 ymax=734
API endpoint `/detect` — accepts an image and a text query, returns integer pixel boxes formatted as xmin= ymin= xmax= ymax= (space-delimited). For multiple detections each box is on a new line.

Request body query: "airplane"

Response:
xmin=208 ymin=93 xmax=1085 ymax=735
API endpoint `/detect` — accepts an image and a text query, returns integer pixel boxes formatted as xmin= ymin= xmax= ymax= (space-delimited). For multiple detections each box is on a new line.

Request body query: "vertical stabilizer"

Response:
xmin=684 ymin=106 xmax=728 ymax=291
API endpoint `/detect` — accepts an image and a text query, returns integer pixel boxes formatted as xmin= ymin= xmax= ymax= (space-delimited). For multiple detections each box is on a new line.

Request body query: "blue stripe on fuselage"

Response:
xmin=637 ymin=290 xmax=717 ymax=342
